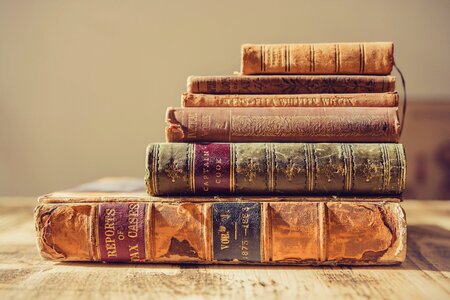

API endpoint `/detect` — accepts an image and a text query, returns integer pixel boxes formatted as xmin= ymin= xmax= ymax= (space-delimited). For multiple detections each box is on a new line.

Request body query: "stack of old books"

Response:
xmin=35 ymin=42 xmax=406 ymax=265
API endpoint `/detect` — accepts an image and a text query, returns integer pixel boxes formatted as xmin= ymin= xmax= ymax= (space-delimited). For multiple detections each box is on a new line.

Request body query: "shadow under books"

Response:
xmin=57 ymin=225 xmax=450 ymax=272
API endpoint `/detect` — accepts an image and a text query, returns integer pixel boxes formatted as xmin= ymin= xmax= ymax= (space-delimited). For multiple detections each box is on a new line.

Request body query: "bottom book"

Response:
xmin=34 ymin=178 xmax=406 ymax=265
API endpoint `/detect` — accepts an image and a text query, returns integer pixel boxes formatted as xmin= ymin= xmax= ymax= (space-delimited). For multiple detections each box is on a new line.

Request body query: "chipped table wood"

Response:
xmin=0 ymin=198 xmax=449 ymax=299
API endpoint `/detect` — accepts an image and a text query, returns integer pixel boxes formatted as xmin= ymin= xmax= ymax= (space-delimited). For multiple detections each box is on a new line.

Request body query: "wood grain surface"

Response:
xmin=0 ymin=198 xmax=449 ymax=300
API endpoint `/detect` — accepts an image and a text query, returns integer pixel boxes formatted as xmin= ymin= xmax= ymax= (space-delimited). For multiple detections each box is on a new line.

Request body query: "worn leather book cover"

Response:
xmin=35 ymin=178 xmax=406 ymax=265
xmin=166 ymin=107 xmax=401 ymax=143
xmin=241 ymin=42 xmax=393 ymax=75
xmin=182 ymin=92 xmax=399 ymax=107
xmin=145 ymin=143 xmax=406 ymax=196
xmin=186 ymin=75 xmax=395 ymax=94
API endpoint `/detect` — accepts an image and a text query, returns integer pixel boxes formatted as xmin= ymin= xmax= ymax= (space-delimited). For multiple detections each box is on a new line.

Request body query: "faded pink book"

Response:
xmin=166 ymin=107 xmax=401 ymax=143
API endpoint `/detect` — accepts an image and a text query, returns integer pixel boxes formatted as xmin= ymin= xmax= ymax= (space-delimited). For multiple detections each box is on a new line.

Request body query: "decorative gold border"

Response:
xmin=151 ymin=203 xmax=156 ymax=260
xmin=230 ymin=144 xmax=235 ymax=193
xmin=144 ymin=145 xmax=151 ymax=194
xmin=92 ymin=204 xmax=100 ymax=261
xmin=267 ymin=144 xmax=275 ymax=192
xmin=144 ymin=203 xmax=151 ymax=261
xmin=306 ymin=144 xmax=315 ymax=192
xmin=210 ymin=204 xmax=215 ymax=261
xmin=259 ymin=203 xmax=265 ymax=263
xmin=381 ymin=144 xmax=391 ymax=192
xmin=396 ymin=144 xmax=407 ymax=193
xmin=342 ymin=144 xmax=352 ymax=192
xmin=347 ymin=144 xmax=355 ymax=192
xmin=271 ymin=143 xmax=275 ymax=192
xmin=151 ymin=144 xmax=159 ymax=195
xmin=189 ymin=144 xmax=196 ymax=193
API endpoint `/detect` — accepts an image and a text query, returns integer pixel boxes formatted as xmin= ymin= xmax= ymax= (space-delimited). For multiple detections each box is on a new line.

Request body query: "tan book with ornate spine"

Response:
xmin=165 ymin=107 xmax=401 ymax=143
xmin=182 ymin=92 xmax=399 ymax=107
xmin=34 ymin=178 xmax=406 ymax=265
xmin=187 ymin=75 xmax=395 ymax=94
xmin=241 ymin=42 xmax=393 ymax=75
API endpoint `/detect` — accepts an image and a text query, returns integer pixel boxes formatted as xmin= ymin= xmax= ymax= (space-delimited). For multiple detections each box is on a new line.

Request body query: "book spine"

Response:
xmin=165 ymin=107 xmax=401 ymax=143
xmin=182 ymin=92 xmax=399 ymax=107
xmin=35 ymin=201 xmax=406 ymax=265
xmin=241 ymin=42 xmax=394 ymax=75
xmin=145 ymin=143 xmax=406 ymax=196
xmin=187 ymin=75 xmax=395 ymax=94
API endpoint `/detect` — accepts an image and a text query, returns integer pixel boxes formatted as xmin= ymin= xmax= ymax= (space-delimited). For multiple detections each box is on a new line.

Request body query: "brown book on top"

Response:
xmin=187 ymin=75 xmax=395 ymax=94
xmin=35 ymin=178 xmax=406 ymax=265
xmin=241 ymin=42 xmax=394 ymax=75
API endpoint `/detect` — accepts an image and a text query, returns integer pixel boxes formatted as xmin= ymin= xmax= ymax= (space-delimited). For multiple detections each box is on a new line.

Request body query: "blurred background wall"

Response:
xmin=1 ymin=0 xmax=449 ymax=197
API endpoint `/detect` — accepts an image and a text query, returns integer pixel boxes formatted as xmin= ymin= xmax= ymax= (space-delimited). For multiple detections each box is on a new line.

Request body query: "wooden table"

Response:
xmin=0 ymin=198 xmax=449 ymax=300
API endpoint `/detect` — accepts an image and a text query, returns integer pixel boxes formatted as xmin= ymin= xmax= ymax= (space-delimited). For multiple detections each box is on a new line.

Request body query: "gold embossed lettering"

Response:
xmin=127 ymin=203 xmax=139 ymax=238
xmin=128 ymin=244 xmax=140 ymax=262
xmin=104 ymin=208 xmax=117 ymax=257
xmin=215 ymin=158 xmax=222 ymax=184
xmin=218 ymin=225 xmax=230 ymax=250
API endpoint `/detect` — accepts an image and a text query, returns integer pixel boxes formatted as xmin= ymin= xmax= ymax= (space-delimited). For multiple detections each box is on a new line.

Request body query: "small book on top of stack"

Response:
xmin=35 ymin=42 xmax=407 ymax=266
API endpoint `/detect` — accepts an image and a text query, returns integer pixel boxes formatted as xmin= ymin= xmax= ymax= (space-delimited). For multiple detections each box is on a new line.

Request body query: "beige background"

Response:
xmin=1 ymin=0 xmax=450 ymax=196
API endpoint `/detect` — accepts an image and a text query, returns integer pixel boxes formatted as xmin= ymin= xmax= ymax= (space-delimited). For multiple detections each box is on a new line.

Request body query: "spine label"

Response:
xmin=194 ymin=143 xmax=231 ymax=194
xmin=98 ymin=203 xmax=147 ymax=262
xmin=212 ymin=202 xmax=261 ymax=262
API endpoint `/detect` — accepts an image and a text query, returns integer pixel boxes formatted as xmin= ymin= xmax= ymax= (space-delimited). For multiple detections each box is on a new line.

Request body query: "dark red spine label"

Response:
xmin=194 ymin=143 xmax=231 ymax=194
xmin=98 ymin=203 xmax=147 ymax=262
